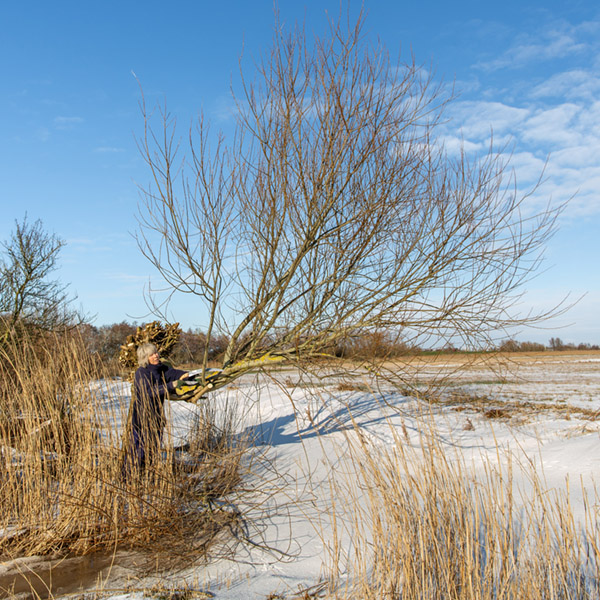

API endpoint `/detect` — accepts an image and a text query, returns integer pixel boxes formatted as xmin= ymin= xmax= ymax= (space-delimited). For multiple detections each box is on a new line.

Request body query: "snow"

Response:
xmin=4 ymin=353 xmax=600 ymax=598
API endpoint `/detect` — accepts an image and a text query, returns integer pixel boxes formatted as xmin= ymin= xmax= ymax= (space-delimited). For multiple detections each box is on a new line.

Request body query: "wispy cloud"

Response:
xmin=37 ymin=127 xmax=50 ymax=142
xmin=447 ymin=101 xmax=530 ymax=140
xmin=440 ymin=136 xmax=483 ymax=155
xmin=212 ymin=94 xmax=239 ymax=123
xmin=53 ymin=115 xmax=84 ymax=129
xmin=107 ymin=272 xmax=151 ymax=282
xmin=521 ymin=104 xmax=582 ymax=146
xmin=94 ymin=146 xmax=125 ymax=153
xmin=445 ymin=14 xmax=600 ymax=220
xmin=530 ymin=69 xmax=600 ymax=101
xmin=475 ymin=20 xmax=597 ymax=72
xmin=64 ymin=234 xmax=136 ymax=255
xmin=446 ymin=95 xmax=600 ymax=217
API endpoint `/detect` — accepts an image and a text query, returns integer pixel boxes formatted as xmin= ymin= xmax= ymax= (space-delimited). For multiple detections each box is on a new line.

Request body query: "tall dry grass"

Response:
xmin=324 ymin=421 xmax=600 ymax=599
xmin=0 ymin=330 xmax=246 ymax=560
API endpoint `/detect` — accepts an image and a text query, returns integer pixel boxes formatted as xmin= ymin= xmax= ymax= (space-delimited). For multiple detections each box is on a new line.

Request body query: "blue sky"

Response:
xmin=1 ymin=1 xmax=598 ymax=344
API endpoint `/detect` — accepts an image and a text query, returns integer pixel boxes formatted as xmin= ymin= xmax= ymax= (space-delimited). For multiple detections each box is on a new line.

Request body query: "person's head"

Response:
xmin=137 ymin=343 xmax=160 ymax=367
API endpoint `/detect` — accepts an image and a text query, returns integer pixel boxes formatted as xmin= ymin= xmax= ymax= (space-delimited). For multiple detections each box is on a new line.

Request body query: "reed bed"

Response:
xmin=0 ymin=331 xmax=245 ymax=560
xmin=325 ymin=421 xmax=600 ymax=599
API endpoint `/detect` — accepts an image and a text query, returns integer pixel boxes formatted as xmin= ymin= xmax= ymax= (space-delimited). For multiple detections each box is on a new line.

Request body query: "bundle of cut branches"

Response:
xmin=118 ymin=321 xmax=182 ymax=373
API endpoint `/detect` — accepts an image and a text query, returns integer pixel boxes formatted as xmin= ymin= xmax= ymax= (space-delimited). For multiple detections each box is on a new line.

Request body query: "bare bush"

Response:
xmin=518 ymin=340 xmax=547 ymax=352
xmin=498 ymin=339 xmax=547 ymax=352
xmin=0 ymin=216 xmax=84 ymax=347
xmin=336 ymin=330 xmax=420 ymax=359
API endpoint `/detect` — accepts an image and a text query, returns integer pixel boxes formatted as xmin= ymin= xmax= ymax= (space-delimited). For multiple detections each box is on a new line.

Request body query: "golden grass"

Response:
xmin=421 ymin=391 xmax=600 ymax=422
xmin=3 ymin=341 xmax=599 ymax=598
xmin=323 ymin=420 xmax=600 ymax=599
xmin=0 ymin=330 xmax=246 ymax=562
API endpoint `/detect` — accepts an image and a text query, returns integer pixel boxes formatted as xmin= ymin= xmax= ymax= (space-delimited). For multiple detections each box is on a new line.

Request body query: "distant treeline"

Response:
xmin=78 ymin=322 xmax=417 ymax=365
xmin=78 ymin=322 xmax=229 ymax=367
xmin=501 ymin=337 xmax=600 ymax=352
xmin=77 ymin=322 xmax=600 ymax=367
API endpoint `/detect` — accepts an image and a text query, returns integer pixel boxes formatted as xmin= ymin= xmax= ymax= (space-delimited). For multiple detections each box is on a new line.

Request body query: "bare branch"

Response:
xmin=136 ymin=10 xmax=566 ymax=390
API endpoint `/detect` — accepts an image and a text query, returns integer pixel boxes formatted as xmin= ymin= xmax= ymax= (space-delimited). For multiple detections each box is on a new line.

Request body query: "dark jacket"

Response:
xmin=132 ymin=362 xmax=186 ymax=436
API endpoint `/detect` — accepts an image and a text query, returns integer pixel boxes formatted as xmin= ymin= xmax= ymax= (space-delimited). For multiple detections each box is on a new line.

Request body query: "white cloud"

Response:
xmin=503 ymin=150 xmax=548 ymax=184
xmin=521 ymin=104 xmax=582 ymax=146
xmin=53 ymin=116 xmax=84 ymax=129
xmin=94 ymin=146 xmax=125 ymax=153
xmin=578 ymin=99 xmax=600 ymax=135
xmin=476 ymin=21 xmax=593 ymax=72
xmin=443 ymin=95 xmax=600 ymax=218
xmin=551 ymin=143 xmax=600 ymax=170
xmin=441 ymin=136 xmax=483 ymax=156
xmin=445 ymin=34 xmax=600 ymax=219
xmin=447 ymin=101 xmax=530 ymax=140
xmin=530 ymin=69 xmax=600 ymax=101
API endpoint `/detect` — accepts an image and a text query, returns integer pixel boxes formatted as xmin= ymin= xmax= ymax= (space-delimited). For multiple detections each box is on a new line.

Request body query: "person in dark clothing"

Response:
xmin=127 ymin=342 xmax=188 ymax=471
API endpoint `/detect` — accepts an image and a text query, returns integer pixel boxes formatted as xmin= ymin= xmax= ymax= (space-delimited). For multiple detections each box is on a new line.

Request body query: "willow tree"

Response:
xmin=136 ymin=12 xmax=561 ymax=399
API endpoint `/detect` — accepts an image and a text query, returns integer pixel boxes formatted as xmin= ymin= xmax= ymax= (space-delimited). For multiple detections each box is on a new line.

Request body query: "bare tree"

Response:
xmin=136 ymin=11 xmax=563 ymax=398
xmin=548 ymin=337 xmax=565 ymax=351
xmin=0 ymin=215 xmax=83 ymax=344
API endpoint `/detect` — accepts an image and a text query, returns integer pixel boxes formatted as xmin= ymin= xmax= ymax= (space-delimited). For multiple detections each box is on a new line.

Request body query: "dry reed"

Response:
xmin=0 ymin=330 xmax=246 ymax=561
xmin=325 ymin=419 xmax=600 ymax=599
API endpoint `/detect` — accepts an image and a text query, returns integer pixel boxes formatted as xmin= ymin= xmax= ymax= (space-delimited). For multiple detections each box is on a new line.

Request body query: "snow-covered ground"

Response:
xmin=3 ymin=352 xmax=600 ymax=599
